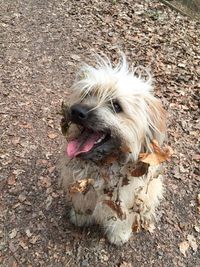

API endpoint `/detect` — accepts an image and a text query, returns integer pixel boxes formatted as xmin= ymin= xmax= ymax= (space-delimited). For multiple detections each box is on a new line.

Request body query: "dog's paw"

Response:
xmin=70 ymin=208 xmax=94 ymax=227
xmin=106 ymin=230 xmax=131 ymax=246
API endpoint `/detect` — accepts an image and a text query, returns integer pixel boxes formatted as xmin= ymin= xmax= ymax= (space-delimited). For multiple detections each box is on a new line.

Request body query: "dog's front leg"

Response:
xmin=131 ymin=176 xmax=163 ymax=230
xmin=93 ymin=202 xmax=133 ymax=246
xmin=69 ymin=184 xmax=98 ymax=227
xmin=70 ymin=208 xmax=94 ymax=227
xmin=104 ymin=215 xmax=133 ymax=246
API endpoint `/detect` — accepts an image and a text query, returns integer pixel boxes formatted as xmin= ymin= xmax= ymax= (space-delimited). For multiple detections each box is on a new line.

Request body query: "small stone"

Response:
xmin=70 ymin=54 xmax=81 ymax=61
xmin=25 ymin=229 xmax=32 ymax=237
xmin=157 ymin=251 xmax=163 ymax=257
xmin=178 ymin=63 xmax=186 ymax=68
xmin=194 ymin=225 xmax=200 ymax=232
xmin=103 ymin=255 xmax=109 ymax=261
xmin=81 ymin=259 xmax=88 ymax=267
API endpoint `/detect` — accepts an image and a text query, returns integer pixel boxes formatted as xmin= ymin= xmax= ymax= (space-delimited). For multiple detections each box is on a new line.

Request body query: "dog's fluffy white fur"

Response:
xmin=58 ymin=54 xmax=166 ymax=245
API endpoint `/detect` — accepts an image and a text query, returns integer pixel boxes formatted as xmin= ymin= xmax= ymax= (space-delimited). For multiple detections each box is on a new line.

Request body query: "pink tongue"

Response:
xmin=66 ymin=131 xmax=102 ymax=159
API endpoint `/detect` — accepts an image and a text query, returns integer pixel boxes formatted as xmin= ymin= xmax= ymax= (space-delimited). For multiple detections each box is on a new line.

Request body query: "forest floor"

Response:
xmin=0 ymin=0 xmax=199 ymax=266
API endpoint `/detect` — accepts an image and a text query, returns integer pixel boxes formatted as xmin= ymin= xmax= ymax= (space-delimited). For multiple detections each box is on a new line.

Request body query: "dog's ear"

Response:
xmin=145 ymin=96 xmax=167 ymax=147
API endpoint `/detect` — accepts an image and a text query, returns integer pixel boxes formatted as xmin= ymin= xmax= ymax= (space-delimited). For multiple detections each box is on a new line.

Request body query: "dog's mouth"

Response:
xmin=67 ymin=128 xmax=112 ymax=159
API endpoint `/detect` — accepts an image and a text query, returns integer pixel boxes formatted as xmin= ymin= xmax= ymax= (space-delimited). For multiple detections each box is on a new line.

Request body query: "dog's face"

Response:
xmin=61 ymin=56 xmax=166 ymax=162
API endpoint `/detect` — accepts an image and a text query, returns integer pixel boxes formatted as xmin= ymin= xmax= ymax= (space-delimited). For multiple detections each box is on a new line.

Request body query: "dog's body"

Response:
xmin=59 ymin=55 xmax=167 ymax=245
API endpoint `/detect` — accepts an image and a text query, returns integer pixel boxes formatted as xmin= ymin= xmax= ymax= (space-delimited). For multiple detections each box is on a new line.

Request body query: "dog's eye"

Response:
xmin=112 ymin=101 xmax=122 ymax=113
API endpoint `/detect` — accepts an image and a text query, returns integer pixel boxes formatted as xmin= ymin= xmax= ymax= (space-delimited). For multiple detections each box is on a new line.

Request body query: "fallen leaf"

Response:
xmin=139 ymin=140 xmax=173 ymax=165
xmin=8 ymin=257 xmax=18 ymax=267
xmin=60 ymin=102 xmax=70 ymax=136
xmin=29 ymin=235 xmax=39 ymax=244
xmin=60 ymin=118 xmax=70 ymax=136
xmin=7 ymin=175 xmax=16 ymax=186
xmin=192 ymin=154 xmax=200 ymax=161
xmin=48 ymin=132 xmax=58 ymax=139
xmin=120 ymin=261 xmax=133 ymax=267
xmin=187 ymin=234 xmax=198 ymax=252
xmin=19 ymin=240 xmax=28 ymax=250
xmin=24 ymin=201 xmax=32 ymax=206
xmin=9 ymin=241 xmax=18 ymax=253
xmin=21 ymin=123 xmax=32 ymax=129
xmin=179 ymin=241 xmax=189 ymax=256
xmin=38 ymin=176 xmax=51 ymax=188
xmin=13 ymin=169 xmax=25 ymax=176
xmin=197 ymin=194 xmax=200 ymax=205
xmin=11 ymin=137 xmax=20 ymax=145
xmin=102 ymin=154 xmax=118 ymax=164
xmin=102 ymin=200 xmax=126 ymax=220
xmin=103 ymin=188 xmax=113 ymax=198
xmin=178 ymin=222 xmax=187 ymax=230
xmin=9 ymin=229 xmax=18 ymax=239
xmin=48 ymin=166 xmax=55 ymax=174
xmin=122 ymin=177 xmax=130 ymax=186
xmin=130 ymin=162 xmax=149 ymax=177
xmin=132 ymin=223 xmax=140 ymax=233
xmin=13 ymin=203 xmax=20 ymax=209
xmin=197 ymin=207 xmax=200 ymax=214
xmin=120 ymin=145 xmax=132 ymax=153
xmin=36 ymin=159 xmax=48 ymax=166
xmin=69 ymin=179 xmax=94 ymax=195
xmin=0 ymin=230 xmax=3 ymax=238
xmin=71 ymin=182 xmax=97 ymax=214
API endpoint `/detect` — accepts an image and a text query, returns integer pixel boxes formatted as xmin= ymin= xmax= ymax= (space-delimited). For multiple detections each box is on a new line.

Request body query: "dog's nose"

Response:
xmin=70 ymin=104 xmax=90 ymax=121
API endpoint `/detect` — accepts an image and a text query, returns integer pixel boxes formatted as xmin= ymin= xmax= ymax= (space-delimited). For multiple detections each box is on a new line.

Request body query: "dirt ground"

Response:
xmin=0 ymin=0 xmax=199 ymax=266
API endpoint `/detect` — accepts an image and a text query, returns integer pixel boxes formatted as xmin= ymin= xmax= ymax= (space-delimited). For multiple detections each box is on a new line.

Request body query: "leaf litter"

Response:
xmin=1 ymin=0 xmax=199 ymax=266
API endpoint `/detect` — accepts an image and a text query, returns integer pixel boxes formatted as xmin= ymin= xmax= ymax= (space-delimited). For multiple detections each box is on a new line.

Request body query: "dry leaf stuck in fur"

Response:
xmin=130 ymin=162 xmax=149 ymax=177
xmin=70 ymin=179 xmax=97 ymax=215
xmin=60 ymin=102 xmax=70 ymax=135
xmin=139 ymin=140 xmax=173 ymax=166
xmin=132 ymin=223 xmax=140 ymax=233
xmin=122 ymin=176 xmax=130 ymax=186
xmin=102 ymin=154 xmax=119 ymax=165
xmin=69 ymin=179 xmax=94 ymax=195
xmin=120 ymin=145 xmax=132 ymax=153
xmin=102 ymin=200 xmax=126 ymax=220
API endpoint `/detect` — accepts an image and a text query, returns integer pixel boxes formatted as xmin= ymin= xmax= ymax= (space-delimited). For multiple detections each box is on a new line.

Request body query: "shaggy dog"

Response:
xmin=58 ymin=54 xmax=168 ymax=245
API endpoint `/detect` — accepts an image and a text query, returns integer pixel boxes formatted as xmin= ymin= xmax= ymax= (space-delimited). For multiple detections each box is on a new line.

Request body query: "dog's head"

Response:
xmin=61 ymin=55 xmax=166 ymax=162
